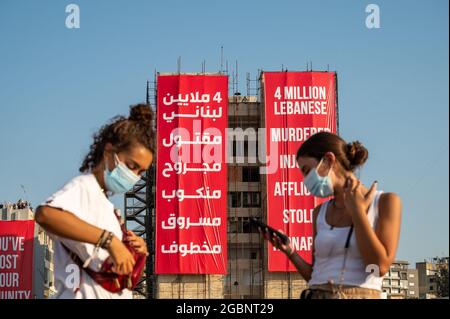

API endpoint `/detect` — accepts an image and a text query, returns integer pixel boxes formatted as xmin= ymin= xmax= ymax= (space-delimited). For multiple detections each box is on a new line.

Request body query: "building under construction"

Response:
xmin=124 ymin=72 xmax=310 ymax=299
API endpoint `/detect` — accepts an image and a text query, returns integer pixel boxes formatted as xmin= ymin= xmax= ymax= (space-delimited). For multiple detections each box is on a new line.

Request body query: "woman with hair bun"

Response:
xmin=35 ymin=104 xmax=155 ymax=298
xmin=261 ymin=132 xmax=402 ymax=299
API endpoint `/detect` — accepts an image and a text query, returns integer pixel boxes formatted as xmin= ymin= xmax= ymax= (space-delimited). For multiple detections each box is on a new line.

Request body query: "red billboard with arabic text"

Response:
xmin=155 ymin=74 xmax=228 ymax=274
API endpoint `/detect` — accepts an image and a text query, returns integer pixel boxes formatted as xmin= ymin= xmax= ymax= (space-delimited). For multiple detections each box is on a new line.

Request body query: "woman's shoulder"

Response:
xmin=66 ymin=173 xmax=100 ymax=191
xmin=379 ymin=192 xmax=401 ymax=205
xmin=71 ymin=173 xmax=96 ymax=184
xmin=49 ymin=174 xmax=97 ymax=199
xmin=313 ymin=201 xmax=327 ymax=223
xmin=378 ymin=192 xmax=402 ymax=217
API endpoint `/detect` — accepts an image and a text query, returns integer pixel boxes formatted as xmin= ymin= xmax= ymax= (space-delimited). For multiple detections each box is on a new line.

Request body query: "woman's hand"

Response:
xmin=259 ymin=227 xmax=295 ymax=257
xmin=107 ymin=236 xmax=136 ymax=275
xmin=258 ymin=225 xmax=314 ymax=281
xmin=125 ymin=230 xmax=149 ymax=256
xmin=343 ymin=176 xmax=378 ymax=217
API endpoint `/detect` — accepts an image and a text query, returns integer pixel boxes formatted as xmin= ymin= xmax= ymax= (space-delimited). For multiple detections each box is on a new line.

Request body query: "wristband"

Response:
xmin=96 ymin=229 xmax=107 ymax=248
xmin=101 ymin=231 xmax=114 ymax=250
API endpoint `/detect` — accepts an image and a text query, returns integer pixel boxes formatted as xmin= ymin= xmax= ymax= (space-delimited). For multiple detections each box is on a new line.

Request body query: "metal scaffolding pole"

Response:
xmin=124 ymin=77 xmax=157 ymax=299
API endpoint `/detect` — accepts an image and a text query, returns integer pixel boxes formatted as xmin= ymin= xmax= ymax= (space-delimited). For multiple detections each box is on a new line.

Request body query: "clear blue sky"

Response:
xmin=0 ymin=0 xmax=448 ymax=265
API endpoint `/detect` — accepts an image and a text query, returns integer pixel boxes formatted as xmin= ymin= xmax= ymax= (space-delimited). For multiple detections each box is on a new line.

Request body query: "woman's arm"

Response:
xmin=35 ymin=205 xmax=136 ymax=275
xmin=36 ymin=205 xmax=107 ymax=244
xmin=351 ymin=192 xmax=402 ymax=276
xmin=343 ymin=177 xmax=402 ymax=276
xmin=262 ymin=205 xmax=320 ymax=281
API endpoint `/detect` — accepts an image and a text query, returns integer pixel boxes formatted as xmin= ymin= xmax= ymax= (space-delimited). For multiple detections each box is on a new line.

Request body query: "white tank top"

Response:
xmin=308 ymin=191 xmax=384 ymax=291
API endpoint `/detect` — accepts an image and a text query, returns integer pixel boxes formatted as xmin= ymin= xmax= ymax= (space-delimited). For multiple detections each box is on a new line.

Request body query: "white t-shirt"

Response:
xmin=41 ymin=173 xmax=132 ymax=299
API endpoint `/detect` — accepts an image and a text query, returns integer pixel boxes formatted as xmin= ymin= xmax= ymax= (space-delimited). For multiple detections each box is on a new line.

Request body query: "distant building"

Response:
xmin=406 ymin=269 xmax=419 ymax=299
xmin=416 ymin=257 xmax=449 ymax=299
xmin=150 ymin=95 xmax=308 ymax=299
xmin=382 ymin=261 xmax=408 ymax=299
xmin=382 ymin=260 xmax=418 ymax=299
xmin=1 ymin=201 xmax=56 ymax=298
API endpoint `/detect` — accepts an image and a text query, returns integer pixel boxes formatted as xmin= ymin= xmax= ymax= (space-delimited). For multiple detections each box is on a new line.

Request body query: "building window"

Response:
xmin=242 ymin=166 xmax=260 ymax=182
xmin=45 ymin=248 xmax=53 ymax=262
xmin=242 ymin=217 xmax=258 ymax=233
xmin=48 ymin=270 xmax=53 ymax=287
xmin=1 ymin=211 xmax=7 ymax=220
xmin=429 ymin=286 xmax=434 ymax=291
xmin=409 ymin=291 xmax=415 ymax=295
xmin=409 ymin=273 xmax=415 ymax=278
xmin=243 ymin=192 xmax=260 ymax=208
xmin=244 ymin=140 xmax=258 ymax=158
xmin=409 ymin=282 xmax=415 ymax=287
xmin=229 ymin=217 xmax=260 ymax=234
xmin=11 ymin=212 xmax=16 ymax=220
xmin=228 ymin=219 xmax=238 ymax=233
xmin=228 ymin=192 xmax=241 ymax=208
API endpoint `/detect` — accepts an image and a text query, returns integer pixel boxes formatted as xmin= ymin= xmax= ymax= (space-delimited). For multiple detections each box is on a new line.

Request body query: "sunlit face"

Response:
xmin=104 ymin=142 xmax=153 ymax=176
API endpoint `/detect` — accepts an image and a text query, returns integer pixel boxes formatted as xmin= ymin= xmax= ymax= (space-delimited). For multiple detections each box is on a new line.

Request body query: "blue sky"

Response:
xmin=0 ymin=0 xmax=448 ymax=265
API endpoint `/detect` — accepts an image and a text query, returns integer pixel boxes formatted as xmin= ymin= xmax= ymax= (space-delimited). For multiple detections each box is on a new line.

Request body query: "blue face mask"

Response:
xmin=104 ymin=153 xmax=141 ymax=194
xmin=303 ymin=158 xmax=334 ymax=198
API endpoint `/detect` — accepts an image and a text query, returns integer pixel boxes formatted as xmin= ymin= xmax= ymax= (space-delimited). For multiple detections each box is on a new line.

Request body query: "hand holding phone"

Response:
xmin=250 ymin=217 xmax=290 ymax=245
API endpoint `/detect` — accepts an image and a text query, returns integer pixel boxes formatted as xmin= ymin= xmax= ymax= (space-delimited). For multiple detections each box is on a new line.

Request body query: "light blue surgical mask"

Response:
xmin=303 ymin=158 xmax=334 ymax=198
xmin=104 ymin=153 xmax=141 ymax=194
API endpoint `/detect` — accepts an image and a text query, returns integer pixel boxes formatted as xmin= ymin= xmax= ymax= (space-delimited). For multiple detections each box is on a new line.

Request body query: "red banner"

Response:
xmin=155 ymin=74 xmax=228 ymax=274
xmin=263 ymin=72 xmax=337 ymax=271
xmin=0 ymin=220 xmax=35 ymax=299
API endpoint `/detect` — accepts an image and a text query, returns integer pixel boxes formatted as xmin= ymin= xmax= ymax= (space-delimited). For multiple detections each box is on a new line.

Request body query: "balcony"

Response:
xmin=227 ymin=259 xmax=262 ymax=270
xmin=228 ymin=233 xmax=261 ymax=244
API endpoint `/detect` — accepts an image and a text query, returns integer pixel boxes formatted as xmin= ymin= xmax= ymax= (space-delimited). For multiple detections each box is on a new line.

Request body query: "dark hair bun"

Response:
xmin=129 ymin=104 xmax=153 ymax=126
xmin=346 ymin=141 xmax=368 ymax=169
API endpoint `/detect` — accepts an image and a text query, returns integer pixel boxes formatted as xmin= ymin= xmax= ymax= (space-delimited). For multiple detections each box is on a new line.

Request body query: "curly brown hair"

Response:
xmin=79 ymin=103 xmax=155 ymax=173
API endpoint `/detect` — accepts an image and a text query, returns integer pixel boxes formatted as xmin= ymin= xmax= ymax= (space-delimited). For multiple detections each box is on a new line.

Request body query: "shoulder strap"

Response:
xmin=61 ymin=243 xmax=118 ymax=280
xmin=317 ymin=200 xmax=330 ymax=227
xmin=61 ymin=243 xmax=98 ymax=277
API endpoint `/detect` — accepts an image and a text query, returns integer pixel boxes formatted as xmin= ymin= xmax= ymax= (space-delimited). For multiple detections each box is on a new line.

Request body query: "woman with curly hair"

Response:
xmin=35 ymin=104 xmax=155 ymax=299
xmin=261 ymin=132 xmax=402 ymax=299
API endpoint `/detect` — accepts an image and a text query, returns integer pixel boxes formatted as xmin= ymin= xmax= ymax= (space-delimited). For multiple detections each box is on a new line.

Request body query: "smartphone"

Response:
xmin=250 ymin=217 xmax=289 ymax=245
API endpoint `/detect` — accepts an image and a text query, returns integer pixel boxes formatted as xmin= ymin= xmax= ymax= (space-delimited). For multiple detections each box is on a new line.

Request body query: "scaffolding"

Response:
xmin=124 ymin=62 xmax=335 ymax=299
xmin=124 ymin=73 xmax=157 ymax=298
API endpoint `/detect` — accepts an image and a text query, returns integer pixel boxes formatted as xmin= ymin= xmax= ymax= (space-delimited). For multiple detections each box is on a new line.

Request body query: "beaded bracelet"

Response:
xmin=101 ymin=231 xmax=114 ymax=250
xmin=96 ymin=229 xmax=107 ymax=248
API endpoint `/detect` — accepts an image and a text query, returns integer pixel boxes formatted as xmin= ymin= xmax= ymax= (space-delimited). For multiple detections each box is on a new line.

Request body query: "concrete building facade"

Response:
xmin=382 ymin=260 xmax=409 ymax=299
xmin=416 ymin=258 xmax=449 ymax=299
xmin=155 ymin=95 xmax=308 ymax=298
xmin=381 ymin=261 xmax=420 ymax=299
xmin=406 ymin=268 xmax=420 ymax=299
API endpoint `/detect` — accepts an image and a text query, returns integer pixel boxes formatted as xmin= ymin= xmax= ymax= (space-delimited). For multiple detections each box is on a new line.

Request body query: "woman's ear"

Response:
xmin=103 ymin=143 xmax=113 ymax=158
xmin=103 ymin=143 xmax=114 ymax=170
xmin=323 ymin=151 xmax=336 ymax=168
xmin=104 ymin=142 xmax=113 ymax=153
